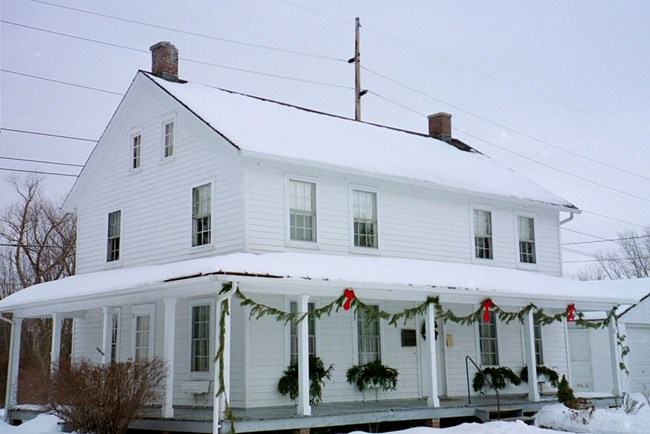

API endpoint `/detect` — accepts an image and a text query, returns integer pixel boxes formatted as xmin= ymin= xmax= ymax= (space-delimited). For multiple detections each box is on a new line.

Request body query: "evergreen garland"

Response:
xmin=520 ymin=365 xmax=560 ymax=388
xmin=472 ymin=366 xmax=521 ymax=392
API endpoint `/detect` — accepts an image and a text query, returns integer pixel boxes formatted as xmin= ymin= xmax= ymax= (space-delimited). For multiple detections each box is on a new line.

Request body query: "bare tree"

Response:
xmin=593 ymin=228 xmax=650 ymax=280
xmin=0 ymin=175 xmax=77 ymax=405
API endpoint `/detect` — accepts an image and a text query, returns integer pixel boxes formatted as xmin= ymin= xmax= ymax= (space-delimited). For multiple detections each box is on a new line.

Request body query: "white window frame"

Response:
xmin=285 ymin=176 xmax=319 ymax=247
xmin=533 ymin=314 xmax=544 ymax=366
xmin=515 ymin=212 xmax=537 ymax=269
xmin=470 ymin=205 xmax=494 ymax=262
xmin=106 ymin=210 xmax=122 ymax=263
xmin=110 ymin=308 xmax=121 ymax=363
xmin=191 ymin=183 xmax=212 ymax=248
xmin=189 ymin=298 xmax=214 ymax=377
xmin=349 ymin=186 xmax=380 ymax=253
xmin=354 ymin=304 xmax=383 ymax=365
xmin=476 ymin=313 xmax=500 ymax=367
xmin=130 ymin=131 xmax=142 ymax=172
xmin=132 ymin=304 xmax=155 ymax=362
xmin=160 ymin=114 xmax=176 ymax=161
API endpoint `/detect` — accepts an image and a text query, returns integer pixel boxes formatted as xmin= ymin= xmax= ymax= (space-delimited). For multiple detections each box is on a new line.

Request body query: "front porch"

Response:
xmin=8 ymin=394 xmax=618 ymax=433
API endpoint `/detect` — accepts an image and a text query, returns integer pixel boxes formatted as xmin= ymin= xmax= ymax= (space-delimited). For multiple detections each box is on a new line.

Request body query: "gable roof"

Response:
xmin=142 ymin=72 xmax=577 ymax=211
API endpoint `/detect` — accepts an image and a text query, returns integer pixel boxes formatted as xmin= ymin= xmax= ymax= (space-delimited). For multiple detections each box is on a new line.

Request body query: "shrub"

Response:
xmin=520 ymin=365 xmax=560 ymax=387
xmin=346 ymin=360 xmax=399 ymax=393
xmin=47 ymin=358 xmax=167 ymax=434
xmin=472 ymin=366 xmax=521 ymax=392
xmin=277 ymin=355 xmax=334 ymax=405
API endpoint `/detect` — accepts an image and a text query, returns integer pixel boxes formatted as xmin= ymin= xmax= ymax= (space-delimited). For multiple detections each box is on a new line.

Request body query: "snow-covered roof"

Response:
xmin=144 ymin=72 xmax=576 ymax=210
xmin=1 ymin=253 xmax=646 ymax=315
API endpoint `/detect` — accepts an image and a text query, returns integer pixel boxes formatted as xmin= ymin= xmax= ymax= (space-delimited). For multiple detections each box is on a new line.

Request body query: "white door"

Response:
xmin=418 ymin=319 xmax=446 ymax=397
xmin=569 ymin=329 xmax=593 ymax=391
xmin=626 ymin=326 xmax=650 ymax=393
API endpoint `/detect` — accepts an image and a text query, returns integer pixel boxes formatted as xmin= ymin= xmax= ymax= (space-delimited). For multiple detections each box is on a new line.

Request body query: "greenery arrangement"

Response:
xmin=346 ymin=360 xmax=399 ymax=393
xmin=520 ymin=365 xmax=560 ymax=388
xmin=557 ymin=374 xmax=595 ymax=423
xmin=277 ymin=355 xmax=334 ymax=405
xmin=472 ymin=366 xmax=521 ymax=392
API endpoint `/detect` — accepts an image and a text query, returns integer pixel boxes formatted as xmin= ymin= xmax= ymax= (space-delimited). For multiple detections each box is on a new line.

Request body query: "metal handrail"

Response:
xmin=465 ymin=355 xmax=500 ymax=420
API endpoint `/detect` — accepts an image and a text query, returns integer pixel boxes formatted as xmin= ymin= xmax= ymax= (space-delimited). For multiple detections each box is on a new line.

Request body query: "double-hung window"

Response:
xmin=106 ymin=210 xmax=121 ymax=262
xmin=289 ymin=301 xmax=316 ymax=364
xmin=163 ymin=121 xmax=175 ymax=158
xmin=479 ymin=314 xmax=499 ymax=366
xmin=533 ymin=315 xmax=544 ymax=365
xmin=192 ymin=184 xmax=211 ymax=247
xmin=191 ymin=305 xmax=211 ymax=372
xmin=353 ymin=190 xmax=378 ymax=248
xmin=357 ymin=305 xmax=381 ymax=364
xmin=110 ymin=310 xmax=120 ymax=362
xmin=133 ymin=305 xmax=154 ymax=362
xmin=518 ymin=216 xmax=536 ymax=264
xmin=132 ymin=134 xmax=141 ymax=169
xmin=289 ymin=180 xmax=316 ymax=242
xmin=474 ymin=209 xmax=493 ymax=260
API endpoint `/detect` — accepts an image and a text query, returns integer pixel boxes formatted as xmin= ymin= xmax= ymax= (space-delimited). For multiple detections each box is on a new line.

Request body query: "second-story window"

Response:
xmin=518 ymin=216 xmax=536 ymax=264
xmin=289 ymin=180 xmax=316 ymax=242
xmin=106 ymin=210 xmax=121 ymax=262
xmin=474 ymin=209 xmax=493 ymax=260
xmin=132 ymin=134 xmax=141 ymax=169
xmin=192 ymin=184 xmax=211 ymax=247
xmin=163 ymin=121 xmax=175 ymax=158
xmin=353 ymin=190 xmax=378 ymax=248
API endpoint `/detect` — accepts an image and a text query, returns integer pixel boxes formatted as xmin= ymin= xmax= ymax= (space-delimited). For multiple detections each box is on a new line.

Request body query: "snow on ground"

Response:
xmin=2 ymin=399 xmax=650 ymax=434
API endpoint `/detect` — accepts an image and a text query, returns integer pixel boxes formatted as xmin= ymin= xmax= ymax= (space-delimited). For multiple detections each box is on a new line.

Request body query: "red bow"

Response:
xmin=567 ymin=304 xmax=576 ymax=322
xmin=343 ymin=288 xmax=356 ymax=311
xmin=482 ymin=299 xmax=494 ymax=322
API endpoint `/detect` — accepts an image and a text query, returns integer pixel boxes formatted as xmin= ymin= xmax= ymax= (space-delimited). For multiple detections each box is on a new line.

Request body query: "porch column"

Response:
xmin=424 ymin=302 xmax=440 ymax=407
xmin=50 ymin=312 xmax=63 ymax=372
xmin=100 ymin=306 xmax=112 ymax=364
xmin=297 ymin=294 xmax=311 ymax=416
xmin=523 ymin=310 xmax=540 ymax=401
xmin=5 ymin=317 xmax=23 ymax=412
xmin=609 ymin=320 xmax=628 ymax=396
xmin=162 ymin=298 xmax=177 ymax=418
xmin=214 ymin=282 xmax=234 ymax=434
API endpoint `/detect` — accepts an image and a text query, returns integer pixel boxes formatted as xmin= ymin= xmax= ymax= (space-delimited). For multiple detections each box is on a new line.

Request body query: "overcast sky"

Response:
xmin=1 ymin=0 xmax=649 ymax=277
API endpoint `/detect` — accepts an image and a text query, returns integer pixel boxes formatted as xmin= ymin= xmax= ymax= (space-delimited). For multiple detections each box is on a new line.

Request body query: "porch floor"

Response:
xmin=129 ymin=393 xmax=616 ymax=433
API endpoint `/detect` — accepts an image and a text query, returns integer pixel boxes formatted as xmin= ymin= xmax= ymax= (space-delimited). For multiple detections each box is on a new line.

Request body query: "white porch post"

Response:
xmin=297 ymin=294 xmax=311 ymax=415
xmin=213 ymin=282 xmax=234 ymax=434
xmin=425 ymin=302 xmax=440 ymax=407
xmin=162 ymin=298 xmax=177 ymax=418
xmin=523 ymin=310 xmax=540 ymax=401
xmin=50 ymin=312 xmax=63 ymax=373
xmin=6 ymin=317 xmax=23 ymax=412
xmin=100 ymin=306 xmax=112 ymax=364
xmin=609 ymin=320 xmax=628 ymax=396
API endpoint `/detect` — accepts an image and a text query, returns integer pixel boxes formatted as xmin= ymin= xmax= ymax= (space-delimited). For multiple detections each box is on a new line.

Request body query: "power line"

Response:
xmin=0 ymin=243 xmax=73 ymax=249
xmin=561 ymin=227 xmax=610 ymax=241
xmin=1 ymin=69 xmax=124 ymax=96
xmin=563 ymin=234 xmax=650 ymax=246
xmin=3 ymin=22 xmax=353 ymax=91
xmin=0 ymin=156 xmax=84 ymax=168
xmin=0 ymin=167 xmax=79 ymax=178
xmin=279 ymin=0 xmax=649 ymax=138
xmin=581 ymin=210 xmax=646 ymax=229
xmin=367 ymin=91 xmax=426 ymax=117
xmin=562 ymin=247 xmax=599 ymax=258
xmin=456 ymin=127 xmax=650 ymax=205
xmin=363 ymin=66 xmax=650 ymax=184
xmin=1 ymin=128 xmax=98 ymax=142
xmin=564 ymin=257 xmax=650 ymax=264
xmin=27 ymin=0 xmax=347 ymax=63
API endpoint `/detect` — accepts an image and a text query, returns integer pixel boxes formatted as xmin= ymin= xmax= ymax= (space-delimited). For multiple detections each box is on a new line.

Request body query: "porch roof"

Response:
xmin=1 ymin=253 xmax=648 ymax=316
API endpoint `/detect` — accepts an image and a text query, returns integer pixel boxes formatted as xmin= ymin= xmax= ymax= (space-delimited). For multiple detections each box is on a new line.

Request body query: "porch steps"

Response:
xmin=475 ymin=406 xmax=536 ymax=425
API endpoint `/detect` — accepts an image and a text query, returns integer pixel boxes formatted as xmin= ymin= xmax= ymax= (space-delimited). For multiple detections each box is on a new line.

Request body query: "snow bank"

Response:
xmin=0 ymin=413 xmax=64 ymax=434
xmin=536 ymin=402 xmax=650 ymax=434
xmin=350 ymin=420 xmax=571 ymax=434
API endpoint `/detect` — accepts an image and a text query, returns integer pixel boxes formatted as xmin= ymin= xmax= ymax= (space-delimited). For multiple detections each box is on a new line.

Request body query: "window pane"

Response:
xmin=353 ymin=190 xmax=377 ymax=248
xmin=192 ymin=184 xmax=211 ymax=247
xmin=289 ymin=181 xmax=316 ymax=242
xmin=191 ymin=305 xmax=210 ymax=372
xmin=357 ymin=305 xmax=380 ymax=364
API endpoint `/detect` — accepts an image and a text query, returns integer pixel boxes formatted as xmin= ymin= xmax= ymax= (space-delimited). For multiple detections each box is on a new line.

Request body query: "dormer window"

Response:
xmin=163 ymin=121 xmax=174 ymax=158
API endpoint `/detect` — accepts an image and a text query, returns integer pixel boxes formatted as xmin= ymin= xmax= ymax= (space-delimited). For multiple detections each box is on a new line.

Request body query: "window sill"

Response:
xmin=104 ymin=260 xmax=123 ymax=269
xmin=286 ymin=240 xmax=320 ymax=250
xmin=471 ymin=257 xmax=495 ymax=266
xmin=128 ymin=167 xmax=143 ymax=175
xmin=517 ymin=262 xmax=538 ymax=271
xmin=349 ymin=246 xmax=381 ymax=255
xmin=190 ymin=243 xmax=216 ymax=254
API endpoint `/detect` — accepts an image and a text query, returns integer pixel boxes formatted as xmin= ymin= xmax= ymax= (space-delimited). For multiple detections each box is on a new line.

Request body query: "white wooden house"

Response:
xmin=2 ymin=41 xmax=648 ymax=433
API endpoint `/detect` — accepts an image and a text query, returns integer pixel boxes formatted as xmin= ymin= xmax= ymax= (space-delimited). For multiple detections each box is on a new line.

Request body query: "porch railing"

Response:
xmin=465 ymin=355 xmax=500 ymax=420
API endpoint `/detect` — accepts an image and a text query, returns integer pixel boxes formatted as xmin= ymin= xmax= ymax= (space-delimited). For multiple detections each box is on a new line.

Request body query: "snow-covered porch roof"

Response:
xmin=1 ymin=252 xmax=648 ymax=317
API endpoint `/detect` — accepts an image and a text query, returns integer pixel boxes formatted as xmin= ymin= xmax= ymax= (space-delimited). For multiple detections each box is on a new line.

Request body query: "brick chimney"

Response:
xmin=428 ymin=112 xmax=452 ymax=141
xmin=150 ymin=41 xmax=179 ymax=81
